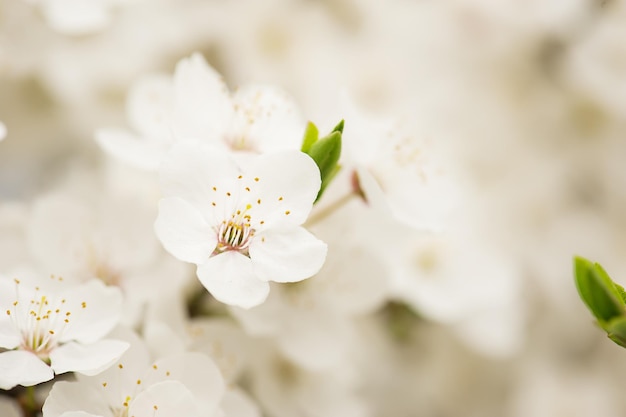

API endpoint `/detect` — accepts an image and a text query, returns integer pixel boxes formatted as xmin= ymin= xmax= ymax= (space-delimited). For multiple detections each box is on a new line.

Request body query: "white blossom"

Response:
xmin=342 ymin=93 xmax=460 ymax=231
xmin=96 ymin=53 xmax=304 ymax=171
xmin=0 ymin=277 xmax=128 ymax=389
xmin=27 ymin=191 xmax=191 ymax=325
xmin=43 ymin=328 xmax=259 ymax=417
xmin=155 ymin=141 xmax=327 ymax=308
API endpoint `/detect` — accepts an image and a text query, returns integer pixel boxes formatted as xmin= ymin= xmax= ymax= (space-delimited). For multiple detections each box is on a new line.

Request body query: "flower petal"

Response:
xmin=155 ymin=197 xmax=217 ymax=264
xmin=143 ymin=352 xmax=225 ymax=414
xmin=0 ymin=319 xmax=20 ymax=350
xmin=127 ymin=74 xmax=175 ymax=140
xmin=128 ymin=380 xmax=201 ymax=417
xmin=244 ymin=150 xmax=320 ymax=228
xmin=50 ymin=339 xmax=129 ymax=376
xmin=173 ymin=53 xmax=234 ymax=141
xmin=249 ymin=226 xmax=327 ymax=283
xmin=197 ymin=251 xmax=269 ymax=309
xmin=159 ymin=141 xmax=239 ymax=223
xmin=230 ymin=85 xmax=304 ymax=152
xmin=43 ymin=381 xmax=110 ymax=417
xmin=60 ymin=280 xmax=123 ymax=344
xmin=0 ymin=350 xmax=53 ymax=389
xmin=95 ymin=128 xmax=168 ymax=171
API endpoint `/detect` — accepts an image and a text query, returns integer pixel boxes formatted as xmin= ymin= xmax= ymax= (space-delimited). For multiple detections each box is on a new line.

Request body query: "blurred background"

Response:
xmin=2 ymin=0 xmax=626 ymax=416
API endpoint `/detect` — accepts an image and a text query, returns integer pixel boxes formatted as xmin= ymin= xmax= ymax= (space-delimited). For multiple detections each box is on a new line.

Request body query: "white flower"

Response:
xmin=0 ymin=277 xmax=128 ymax=389
xmin=342 ymin=93 xmax=459 ymax=232
xmin=27 ymin=191 xmax=191 ymax=326
xmin=96 ymin=53 xmax=304 ymax=171
xmin=155 ymin=141 xmax=327 ymax=308
xmin=0 ymin=121 xmax=6 ymax=141
xmin=43 ymin=328 xmax=259 ymax=417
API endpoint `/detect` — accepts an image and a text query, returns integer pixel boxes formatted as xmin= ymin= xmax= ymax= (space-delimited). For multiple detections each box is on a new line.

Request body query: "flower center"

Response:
xmin=6 ymin=280 xmax=76 ymax=360
xmin=217 ymin=220 xmax=254 ymax=252
xmin=215 ymin=204 xmax=256 ymax=254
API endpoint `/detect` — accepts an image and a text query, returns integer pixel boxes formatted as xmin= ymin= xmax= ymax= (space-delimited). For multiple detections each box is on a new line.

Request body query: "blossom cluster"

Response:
xmin=3 ymin=1 xmax=626 ymax=416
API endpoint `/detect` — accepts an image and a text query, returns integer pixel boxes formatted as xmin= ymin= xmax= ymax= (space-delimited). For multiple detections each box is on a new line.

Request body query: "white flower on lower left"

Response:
xmin=0 ymin=278 xmax=128 ymax=390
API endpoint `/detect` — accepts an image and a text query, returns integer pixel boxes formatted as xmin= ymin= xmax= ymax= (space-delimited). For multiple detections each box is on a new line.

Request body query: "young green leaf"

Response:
xmin=301 ymin=121 xmax=319 ymax=154
xmin=607 ymin=316 xmax=626 ymax=348
xmin=574 ymin=256 xmax=625 ymax=324
xmin=307 ymin=130 xmax=342 ymax=201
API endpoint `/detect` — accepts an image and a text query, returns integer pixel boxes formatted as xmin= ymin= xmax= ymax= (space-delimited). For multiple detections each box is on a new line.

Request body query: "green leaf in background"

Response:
xmin=301 ymin=120 xmax=343 ymax=202
xmin=573 ymin=256 xmax=624 ymax=324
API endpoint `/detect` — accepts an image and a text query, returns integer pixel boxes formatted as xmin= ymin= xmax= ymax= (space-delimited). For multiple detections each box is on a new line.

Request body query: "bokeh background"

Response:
xmin=2 ymin=0 xmax=626 ymax=416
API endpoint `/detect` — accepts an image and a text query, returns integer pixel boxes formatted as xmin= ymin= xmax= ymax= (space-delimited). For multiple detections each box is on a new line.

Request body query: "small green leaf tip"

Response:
xmin=300 ymin=121 xmax=319 ymax=154
xmin=301 ymin=120 xmax=343 ymax=203
xmin=332 ymin=119 xmax=344 ymax=134
xmin=573 ymin=256 xmax=624 ymax=324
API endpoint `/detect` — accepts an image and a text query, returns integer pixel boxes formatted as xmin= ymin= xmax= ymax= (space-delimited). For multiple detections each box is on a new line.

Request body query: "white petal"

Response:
xmin=220 ymin=388 xmax=261 ymax=417
xmin=143 ymin=352 xmax=225 ymax=414
xmin=128 ymin=380 xmax=201 ymax=417
xmin=127 ymin=74 xmax=175 ymax=140
xmin=27 ymin=193 xmax=93 ymax=276
xmin=159 ymin=141 xmax=239 ymax=223
xmin=0 ymin=350 xmax=53 ymax=389
xmin=40 ymin=0 xmax=110 ymax=36
xmin=0 ymin=319 xmax=20 ymax=349
xmin=43 ymin=381 xmax=111 ymax=417
xmin=60 ymin=280 xmax=123 ymax=344
xmin=173 ymin=53 xmax=234 ymax=141
xmin=249 ymin=227 xmax=327 ymax=283
xmin=197 ymin=252 xmax=269 ymax=309
xmin=155 ymin=197 xmax=217 ymax=264
xmin=50 ymin=339 xmax=129 ymax=376
xmin=230 ymin=85 xmax=304 ymax=152
xmin=244 ymin=151 xmax=320 ymax=227
xmin=95 ymin=128 xmax=167 ymax=171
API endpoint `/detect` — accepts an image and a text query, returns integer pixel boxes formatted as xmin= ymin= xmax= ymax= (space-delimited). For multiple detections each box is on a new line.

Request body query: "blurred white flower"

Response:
xmin=231 ymin=243 xmax=388 ymax=370
xmin=0 ymin=277 xmax=128 ymax=389
xmin=28 ymin=0 xmax=139 ymax=36
xmin=0 ymin=121 xmax=6 ymax=141
xmin=96 ymin=53 xmax=304 ymax=170
xmin=0 ymin=396 xmax=21 ymax=417
xmin=155 ymin=142 xmax=327 ymax=308
xmin=27 ymin=191 xmax=191 ymax=326
xmin=247 ymin=342 xmax=368 ymax=417
xmin=342 ymin=93 xmax=459 ymax=232
xmin=43 ymin=328 xmax=259 ymax=417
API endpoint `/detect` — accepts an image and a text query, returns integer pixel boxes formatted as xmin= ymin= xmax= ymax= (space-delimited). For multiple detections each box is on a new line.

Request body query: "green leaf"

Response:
xmin=307 ymin=130 xmax=342 ymax=202
xmin=606 ymin=316 xmax=626 ymax=348
xmin=573 ymin=256 xmax=624 ymax=323
xmin=331 ymin=119 xmax=344 ymax=134
xmin=300 ymin=121 xmax=319 ymax=154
